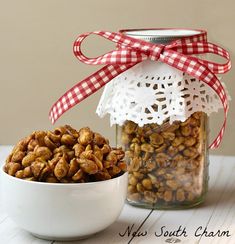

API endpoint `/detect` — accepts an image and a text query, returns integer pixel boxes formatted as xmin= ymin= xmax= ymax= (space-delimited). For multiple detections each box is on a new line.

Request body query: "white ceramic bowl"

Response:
xmin=1 ymin=167 xmax=128 ymax=241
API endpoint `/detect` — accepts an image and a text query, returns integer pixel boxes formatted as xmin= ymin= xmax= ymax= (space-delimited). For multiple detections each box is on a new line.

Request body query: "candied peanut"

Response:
xmin=121 ymin=133 xmax=133 ymax=145
xmin=183 ymin=147 xmax=198 ymax=158
xmin=92 ymin=154 xmax=103 ymax=170
xmin=22 ymin=153 xmax=35 ymax=167
xmin=73 ymin=143 xmax=85 ymax=157
xmin=8 ymin=163 xmax=21 ymax=176
xmin=11 ymin=151 xmax=25 ymax=162
xmin=144 ymin=191 xmax=157 ymax=203
xmin=145 ymin=159 xmax=156 ymax=172
xmin=31 ymin=161 xmax=46 ymax=178
xmin=150 ymin=133 xmax=164 ymax=146
xmin=78 ymin=127 xmax=93 ymax=145
xmin=15 ymin=170 xmax=24 ymax=178
xmin=93 ymin=145 xmax=103 ymax=161
xmin=72 ymin=169 xmax=84 ymax=181
xmin=141 ymin=143 xmax=154 ymax=153
xmin=172 ymin=137 xmax=184 ymax=147
xmin=54 ymin=126 xmax=67 ymax=135
xmin=191 ymin=127 xmax=200 ymax=137
xmin=128 ymin=185 xmax=137 ymax=194
xmin=133 ymin=172 xmax=144 ymax=180
xmin=80 ymin=150 xmax=93 ymax=160
xmin=48 ymin=157 xmax=60 ymax=170
xmin=35 ymin=131 xmax=47 ymax=146
xmin=44 ymin=136 xmax=57 ymax=150
xmin=124 ymin=121 xmax=137 ymax=134
xmin=54 ymin=156 xmax=69 ymax=180
xmin=28 ymin=139 xmax=38 ymax=151
xmin=178 ymin=144 xmax=186 ymax=151
xmin=184 ymin=137 xmax=196 ymax=147
xmin=117 ymin=161 xmax=127 ymax=171
xmin=129 ymin=175 xmax=138 ymax=186
xmin=136 ymin=183 xmax=145 ymax=193
xmin=155 ymin=143 xmax=167 ymax=153
xmin=156 ymin=153 xmax=169 ymax=166
xmin=129 ymin=157 xmax=141 ymax=172
xmin=47 ymin=131 xmax=61 ymax=143
xmin=101 ymin=144 xmax=111 ymax=155
xmin=181 ymin=125 xmax=192 ymax=137
xmin=66 ymin=150 xmax=75 ymax=160
xmin=64 ymin=125 xmax=79 ymax=138
xmin=23 ymin=166 xmax=33 ymax=178
xmin=35 ymin=146 xmax=52 ymax=160
xmin=6 ymin=153 xmax=13 ymax=164
xmin=165 ymin=123 xmax=180 ymax=132
xmin=39 ymin=165 xmax=51 ymax=181
xmin=108 ymin=165 xmax=121 ymax=177
xmin=166 ymin=180 xmax=179 ymax=190
xmin=67 ymin=158 xmax=79 ymax=177
xmin=148 ymin=174 xmax=157 ymax=184
xmin=93 ymin=133 xmax=106 ymax=146
xmin=54 ymin=145 xmax=70 ymax=154
xmin=193 ymin=112 xmax=203 ymax=120
xmin=94 ymin=169 xmax=111 ymax=181
xmin=78 ymin=159 xmax=98 ymax=174
xmin=112 ymin=148 xmax=125 ymax=160
xmin=162 ymin=132 xmax=175 ymax=141
xmin=176 ymin=189 xmax=185 ymax=202
xmin=61 ymin=134 xmax=76 ymax=146
xmin=130 ymin=143 xmax=141 ymax=156
xmin=163 ymin=190 xmax=173 ymax=202
xmin=188 ymin=192 xmax=197 ymax=201
xmin=106 ymin=152 xmax=118 ymax=164
xmin=167 ymin=146 xmax=178 ymax=157
xmin=142 ymin=178 xmax=152 ymax=190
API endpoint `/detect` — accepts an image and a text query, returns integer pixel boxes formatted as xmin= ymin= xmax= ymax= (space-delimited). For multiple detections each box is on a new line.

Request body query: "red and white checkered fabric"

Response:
xmin=49 ymin=29 xmax=231 ymax=149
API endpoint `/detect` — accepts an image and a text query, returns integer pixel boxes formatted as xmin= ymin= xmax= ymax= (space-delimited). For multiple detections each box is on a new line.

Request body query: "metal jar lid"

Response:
xmin=121 ymin=28 xmax=202 ymax=44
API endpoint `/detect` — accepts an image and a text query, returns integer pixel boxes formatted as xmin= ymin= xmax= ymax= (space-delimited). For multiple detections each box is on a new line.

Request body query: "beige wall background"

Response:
xmin=0 ymin=0 xmax=234 ymax=155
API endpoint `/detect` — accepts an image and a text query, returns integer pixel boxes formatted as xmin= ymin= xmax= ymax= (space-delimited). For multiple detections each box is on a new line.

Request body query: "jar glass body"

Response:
xmin=116 ymin=112 xmax=209 ymax=209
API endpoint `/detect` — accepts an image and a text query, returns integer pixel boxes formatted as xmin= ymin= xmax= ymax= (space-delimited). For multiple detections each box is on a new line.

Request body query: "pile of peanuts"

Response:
xmin=119 ymin=112 xmax=207 ymax=206
xmin=4 ymin=125 xmax=127 ymax=183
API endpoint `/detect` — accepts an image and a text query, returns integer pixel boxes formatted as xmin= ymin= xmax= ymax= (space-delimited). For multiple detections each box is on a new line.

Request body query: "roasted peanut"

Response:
xmin=78 ymin=158 xmax=98 ymax=174
xmin=54 ymin=156 xmax=69 ymax=180
xmin=78 ymin=127 xmax=93 ymax=145
xmin=22 ymin=152 xmax=35 ymax=167
xmin=35 ymin=147 xmax=52 ymax=160
xmin=61 ymin=134 xmax=76 ymax=146
xmin=11 ymin=151 xmax=25 ymax=162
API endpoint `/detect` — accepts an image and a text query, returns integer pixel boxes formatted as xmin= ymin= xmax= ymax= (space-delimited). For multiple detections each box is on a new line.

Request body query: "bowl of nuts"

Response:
xmin=1 ymin=125 xmax=128 ymax=241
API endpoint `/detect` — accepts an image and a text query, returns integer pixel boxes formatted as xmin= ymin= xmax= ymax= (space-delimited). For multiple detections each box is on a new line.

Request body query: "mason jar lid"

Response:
xmin=120 ymin=28 xmax=203 ymax=44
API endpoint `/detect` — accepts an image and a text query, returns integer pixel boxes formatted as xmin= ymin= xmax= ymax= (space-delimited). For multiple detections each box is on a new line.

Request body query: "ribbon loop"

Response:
xmin=49 ymin=30 xmax=231 ymax=149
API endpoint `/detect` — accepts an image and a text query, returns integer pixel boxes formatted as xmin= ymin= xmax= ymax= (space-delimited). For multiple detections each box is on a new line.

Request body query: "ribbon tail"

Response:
xmin=160 ymin=51 xmax=229 ymax=149
xmin=49 ymin=63 xmax=136 ymax=124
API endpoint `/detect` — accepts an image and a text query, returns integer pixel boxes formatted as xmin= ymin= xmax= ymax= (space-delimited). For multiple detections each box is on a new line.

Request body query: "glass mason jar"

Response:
xmin=117 ymin=112 xmax=209 ymax=209
xmin=116 ymin=29 xmax=209 ymax=209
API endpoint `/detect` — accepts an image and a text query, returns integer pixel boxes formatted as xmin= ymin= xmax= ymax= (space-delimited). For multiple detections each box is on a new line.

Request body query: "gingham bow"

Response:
xmin=49 ymin=30 xmax=231 ymax=149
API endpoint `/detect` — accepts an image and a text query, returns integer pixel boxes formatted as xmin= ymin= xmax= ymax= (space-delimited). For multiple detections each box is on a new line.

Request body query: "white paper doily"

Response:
xmin=96 ymin=60 xmax=229 ymax=127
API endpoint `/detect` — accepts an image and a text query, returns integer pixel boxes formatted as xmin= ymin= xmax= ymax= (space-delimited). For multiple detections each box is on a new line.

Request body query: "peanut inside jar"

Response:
xmin=118 ymin=112 xmax=208 ymax=208
xmin=4 ymin=125 xmax=127 ymax=183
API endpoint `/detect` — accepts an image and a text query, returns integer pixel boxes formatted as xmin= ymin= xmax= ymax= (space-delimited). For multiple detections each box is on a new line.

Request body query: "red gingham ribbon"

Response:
xmin=49 ymin=29 xmax=231 ymax=149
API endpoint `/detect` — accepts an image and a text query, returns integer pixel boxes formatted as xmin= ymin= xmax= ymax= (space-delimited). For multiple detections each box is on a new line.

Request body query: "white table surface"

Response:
xmin=1 ymin=145 xmax=235 ymax=244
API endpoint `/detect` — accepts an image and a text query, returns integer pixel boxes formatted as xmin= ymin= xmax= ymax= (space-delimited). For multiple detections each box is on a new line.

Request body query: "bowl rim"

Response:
xmin=1 ymin=165 xmax=128 ymax=187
